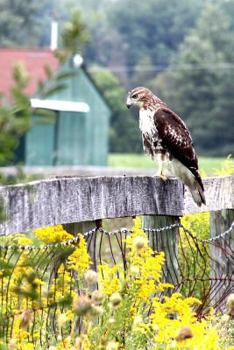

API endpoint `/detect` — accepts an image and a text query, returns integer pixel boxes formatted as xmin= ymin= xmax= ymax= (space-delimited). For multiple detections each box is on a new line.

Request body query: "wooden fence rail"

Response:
xmin=0 ymin=175 xmax=233 ymax=235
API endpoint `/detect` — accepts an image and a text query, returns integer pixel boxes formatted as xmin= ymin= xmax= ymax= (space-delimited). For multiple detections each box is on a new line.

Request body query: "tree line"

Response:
xmin=0 ymin=0 xmax=233 ymax=156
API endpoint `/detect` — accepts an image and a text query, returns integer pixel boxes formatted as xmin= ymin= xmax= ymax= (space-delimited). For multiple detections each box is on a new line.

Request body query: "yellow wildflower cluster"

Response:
xmin=0 ymin=218 xmax=233 ymax=349
xmin=98 ymin=263 xmax=121 ymax=296
xmin=34 ymin=224 xmax=74 ymax=243
xmin=67 ymin=233 xmax=91 ymax=275
xmin=151 ymin=293 xmax=220 ymax=349
xmin=126 ymin=217 xmax=172 ymax=301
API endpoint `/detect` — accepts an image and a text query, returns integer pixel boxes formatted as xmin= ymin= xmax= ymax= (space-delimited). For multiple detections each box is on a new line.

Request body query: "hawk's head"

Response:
xmin=126 ymin=86 xmax=163 ymax=110
xmin=126 ymin=86 xmax=153 ymax=108
xmin=126 ymin=87 xmax=153 ymax=109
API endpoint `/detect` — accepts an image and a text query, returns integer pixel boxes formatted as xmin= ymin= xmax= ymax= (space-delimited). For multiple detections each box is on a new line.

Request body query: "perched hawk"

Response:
xmin=126 ymin=86 xmax=206 ymax=207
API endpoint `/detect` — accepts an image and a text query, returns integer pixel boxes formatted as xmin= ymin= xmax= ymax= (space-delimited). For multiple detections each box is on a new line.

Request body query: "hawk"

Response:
xmin=126 ymin=86 xmax=206 ymax=207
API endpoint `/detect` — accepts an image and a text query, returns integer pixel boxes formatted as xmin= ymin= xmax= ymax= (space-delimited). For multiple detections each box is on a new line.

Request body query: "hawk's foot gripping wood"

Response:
xmin=159 ymin=172 xmax=168 ymax=181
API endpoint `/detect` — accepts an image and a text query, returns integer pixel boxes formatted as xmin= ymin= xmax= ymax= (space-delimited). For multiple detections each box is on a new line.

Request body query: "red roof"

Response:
xmin=0 ymin=48 xmax=59 ymax=100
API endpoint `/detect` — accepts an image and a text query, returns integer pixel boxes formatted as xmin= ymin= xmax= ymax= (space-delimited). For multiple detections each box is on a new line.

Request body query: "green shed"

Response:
xmin=25 ymin=55 xmax=111 ymax=166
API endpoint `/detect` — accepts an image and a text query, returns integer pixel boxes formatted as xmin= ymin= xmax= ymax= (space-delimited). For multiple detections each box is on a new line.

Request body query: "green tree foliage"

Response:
xmin=0 ymin=0 xmax=47 ymax=47
xmin=90 ymin=66 xmax=142 ymax=153
xmin=56 ymin=0 xmax=205 ymax=85
xmin=150 ymin=3 xmax=234 ymax=156
xmin=57 ymin=9 xmax=90 ymax=62
xmin=106 ymin=0 xmax=204 ymax=83
xmin=0 ymin=63 xmax=31 ymax=165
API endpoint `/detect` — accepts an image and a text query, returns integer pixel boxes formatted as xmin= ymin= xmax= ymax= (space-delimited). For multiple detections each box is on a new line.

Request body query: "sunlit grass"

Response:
xmin=108 ymin=153 xmax=225 ymax=175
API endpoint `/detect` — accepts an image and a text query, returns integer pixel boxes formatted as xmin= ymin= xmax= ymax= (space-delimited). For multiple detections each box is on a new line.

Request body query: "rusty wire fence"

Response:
xmin=0 ymin=221 xmax=233 ymax=346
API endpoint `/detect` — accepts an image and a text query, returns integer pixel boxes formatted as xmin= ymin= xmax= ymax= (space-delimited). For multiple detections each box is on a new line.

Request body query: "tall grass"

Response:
xmin=108 ymin=153 xmax=225 ymax=175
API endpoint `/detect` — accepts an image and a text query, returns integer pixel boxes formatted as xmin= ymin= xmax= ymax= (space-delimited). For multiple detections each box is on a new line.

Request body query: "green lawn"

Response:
xmin=108 ymin=153 xmax=225 ymax=175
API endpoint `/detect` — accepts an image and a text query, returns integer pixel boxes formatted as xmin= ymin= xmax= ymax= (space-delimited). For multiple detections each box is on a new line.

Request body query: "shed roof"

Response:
xmin=31 ymin=98 xmax=90 ymax=113
xmin=0 ymin=48 xmax=59 ymax=100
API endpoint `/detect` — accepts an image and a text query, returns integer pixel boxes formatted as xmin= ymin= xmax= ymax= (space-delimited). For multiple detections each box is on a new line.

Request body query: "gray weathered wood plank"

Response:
xmin=0 ymin=175 xmax=233 ymax=235
xmin=0 ymin=176 xmax=183 ymax=234
xmin=142 ymin=215 xmax=180 ymax=287
xmin=183 ymin=176 xmax=234 ymax=214
xmin=210 ymin=209 xmax=234 ymax=310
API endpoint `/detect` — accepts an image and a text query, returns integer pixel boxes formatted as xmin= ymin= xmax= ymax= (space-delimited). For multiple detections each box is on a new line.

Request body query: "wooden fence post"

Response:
xmin=142 ymin=215 xmax=180 ymax=287
xmin=64 ymin=220 xmax=101 ymax=270
xmin=210 ymin=209 xmax=234 ymax=309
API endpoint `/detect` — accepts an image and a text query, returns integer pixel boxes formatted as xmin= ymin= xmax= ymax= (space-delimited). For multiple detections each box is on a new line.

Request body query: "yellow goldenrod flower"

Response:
xmin=67 ymin=234 xmax=91 ymax=274
xmin=34 ymin=224 xmax=73 ymax=243
xmin=98 ymin=263 xmax=121 ymax=296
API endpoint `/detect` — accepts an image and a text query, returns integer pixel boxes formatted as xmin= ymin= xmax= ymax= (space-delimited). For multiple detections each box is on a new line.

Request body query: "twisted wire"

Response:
xmin=0 ymin=221 xmax=233 ymax=251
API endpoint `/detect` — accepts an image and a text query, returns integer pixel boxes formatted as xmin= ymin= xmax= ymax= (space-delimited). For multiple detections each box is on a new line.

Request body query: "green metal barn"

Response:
xmin=24 ymin=55 xmax=111 ymax=166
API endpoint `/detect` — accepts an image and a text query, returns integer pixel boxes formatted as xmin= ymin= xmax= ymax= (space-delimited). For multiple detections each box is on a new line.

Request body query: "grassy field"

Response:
xmin=108 ymin=153 xmax=225 ymax=175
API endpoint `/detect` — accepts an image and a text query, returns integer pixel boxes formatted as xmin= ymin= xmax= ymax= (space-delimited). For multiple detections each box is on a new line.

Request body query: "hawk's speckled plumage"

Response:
xmin=126 ymin=87 xmax=206 ymax=206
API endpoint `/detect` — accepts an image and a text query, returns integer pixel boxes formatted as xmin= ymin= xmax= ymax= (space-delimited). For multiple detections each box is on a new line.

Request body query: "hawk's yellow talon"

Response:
xmin=160 ymin=174 xmax=168 ymax=181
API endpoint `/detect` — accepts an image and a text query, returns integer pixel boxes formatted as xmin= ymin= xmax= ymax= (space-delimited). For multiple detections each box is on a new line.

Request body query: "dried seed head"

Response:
xmin=90 ymin=305 xmax=103 ymax=317
xmin=106 ymin=341 xmax=119 ymax=350
xmin=110 ymin=292 xmax=122 ymax=307
xmin=108 ymin=317 xmax=115 ymax=325
xmin=84 ymin=269 xmax=98 ymax=286
xmin=175 ymin=326 xmax=193 ymax=342
xmin=58 ymin=313 xmax=67 ymax=328
xmin=221 ymin=314 xmax=230 ymax=322
xmin=227 ymin=293 xmax=234 ymax=319
xmin=75 ymin=337 xmax=82 ymax=350
xmin=133 ymin=236 xmax=147 ymax=250
xmin=73 ymin=295 xmax=92 ymax=316
xmin=91 ymin=290 xmax=104 ymax=305
xmin=8 ymin=339 xmax=17 ymax=350
xmin=227 ymin=293 xmax=234 ymax=307
xmin=20 ymin=309 xmax=33 ymax=329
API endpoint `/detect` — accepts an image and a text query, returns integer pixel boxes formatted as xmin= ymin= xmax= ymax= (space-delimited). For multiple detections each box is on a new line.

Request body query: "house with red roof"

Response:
xmin=0 ymin=48 xmax=111 ymax=166
xmin=0 ymin=48 xmax=59 ymax=102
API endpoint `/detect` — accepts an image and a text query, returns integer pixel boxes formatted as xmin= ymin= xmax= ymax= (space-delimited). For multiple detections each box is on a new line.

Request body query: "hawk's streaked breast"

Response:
xmin=139 ymin=108 xmax=156 ymax=138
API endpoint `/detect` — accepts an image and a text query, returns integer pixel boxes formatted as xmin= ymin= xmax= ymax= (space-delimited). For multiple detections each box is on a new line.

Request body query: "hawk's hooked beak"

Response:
xmin=126 ymin=95 xmax=132 ymax=109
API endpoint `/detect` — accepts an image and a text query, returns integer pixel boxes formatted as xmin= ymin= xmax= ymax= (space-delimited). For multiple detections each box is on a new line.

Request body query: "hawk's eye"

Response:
xmin=132 ymin=93 xmax=138 ymax=99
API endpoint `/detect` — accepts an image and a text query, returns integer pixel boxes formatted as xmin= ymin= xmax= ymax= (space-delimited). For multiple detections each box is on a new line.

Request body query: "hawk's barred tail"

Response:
xmin=189 ymin=181 xmax=206 ymax=207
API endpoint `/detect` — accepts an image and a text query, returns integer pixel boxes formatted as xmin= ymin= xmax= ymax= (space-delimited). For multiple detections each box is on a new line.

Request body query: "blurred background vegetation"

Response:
xmin=0 ymin=0 xmax=233 ymax=159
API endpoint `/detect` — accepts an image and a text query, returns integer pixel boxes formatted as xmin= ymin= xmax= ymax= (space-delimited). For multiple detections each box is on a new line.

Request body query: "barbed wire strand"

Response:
xmin=0 ymin=221 xmax=233 ymax=251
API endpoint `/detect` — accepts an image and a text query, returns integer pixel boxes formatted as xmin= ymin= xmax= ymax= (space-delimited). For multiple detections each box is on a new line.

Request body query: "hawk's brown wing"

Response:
xmin=154 ymin=107 xmax=204 ymax=191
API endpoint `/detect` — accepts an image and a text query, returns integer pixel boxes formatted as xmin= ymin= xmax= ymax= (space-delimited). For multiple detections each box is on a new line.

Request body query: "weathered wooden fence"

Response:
xmin=0 ymin=175 xmax=233 ymax=233
xmin=0 ymin=175 xmax=233 ymax=344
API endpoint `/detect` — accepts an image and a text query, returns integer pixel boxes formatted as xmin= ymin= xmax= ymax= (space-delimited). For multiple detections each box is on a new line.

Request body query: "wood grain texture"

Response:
xmin=210 ymin=209 xmax=234 ymax=310
xmin=0 ymin=176 xmax=183 ymax=235
xmin=142 ymin=215 xmax=180 ymax=287
xmin=0 ymin=175 xmax=233 ymax=235
xmin=183 ymin=176 xmax=234 ymax=214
